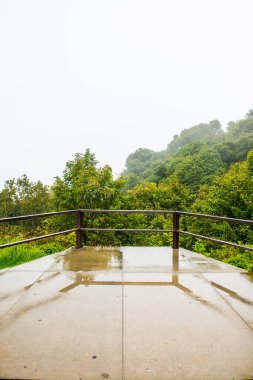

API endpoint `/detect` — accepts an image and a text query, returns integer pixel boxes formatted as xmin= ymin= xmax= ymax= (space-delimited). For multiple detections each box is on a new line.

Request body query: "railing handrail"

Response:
xmin=1 ymin=208 xmax=253 ymax=225
xmin=0 ymin=209 xmax=253 ymax=252
xmin=0 ymin=210 xmax=77 ymax=223
xmin=0 ymin=229 xmax=77 ymax=249
xmin=79 ymin=209 xmax=253 ymax=225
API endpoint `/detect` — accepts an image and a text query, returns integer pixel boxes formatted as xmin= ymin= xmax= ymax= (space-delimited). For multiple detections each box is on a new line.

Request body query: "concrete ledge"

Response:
xmin=0 ymin=247 xmax=253 ymax=379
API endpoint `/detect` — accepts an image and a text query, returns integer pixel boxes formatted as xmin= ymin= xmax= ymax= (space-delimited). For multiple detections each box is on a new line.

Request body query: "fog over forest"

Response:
xmin=0 ymin=1 xmax=252 ymax=187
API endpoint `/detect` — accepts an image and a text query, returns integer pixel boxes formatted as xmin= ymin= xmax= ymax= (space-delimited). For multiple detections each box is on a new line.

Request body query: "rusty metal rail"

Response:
xmin=0 ymin=229 xmax=77 ymax=249
xmin=0 ymin=209 xmax=253 ymax=252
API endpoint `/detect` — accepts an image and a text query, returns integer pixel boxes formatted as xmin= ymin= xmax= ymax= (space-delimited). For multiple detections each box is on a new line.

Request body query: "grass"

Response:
xmin=0 ymin=232 xmax=76 ymax=269
xmin=0 ymin=242 xmax=68 ymax=269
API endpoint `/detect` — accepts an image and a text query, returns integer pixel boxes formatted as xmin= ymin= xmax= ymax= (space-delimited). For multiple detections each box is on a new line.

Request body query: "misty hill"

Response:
xmin=122 ymin=110 xmax=253 ymax=190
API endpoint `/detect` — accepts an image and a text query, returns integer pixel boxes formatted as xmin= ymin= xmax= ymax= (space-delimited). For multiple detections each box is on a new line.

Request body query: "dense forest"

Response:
xmin=1 ymin=110 xmax=253 ymax=270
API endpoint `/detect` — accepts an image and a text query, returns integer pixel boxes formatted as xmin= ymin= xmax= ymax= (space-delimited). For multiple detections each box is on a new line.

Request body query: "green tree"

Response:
xmin=52 ymin=149 xmax=124 ymax=210
xmin=124 ymin=148 xmax=157 ymax=175
xmin=0 ymin=174 xmax=51 ymax=218
xmin=185 ymin=150 xmax=253 ymax=252
xmin=166 ymin=120 xmax=224 ymax=155
xmin=126 ymin=177 xmax=191 ymax=211
xmin=192 ymin=150 xmax=253 ymax=220
xmin=165 ymin=142 xmax=225 ymax=192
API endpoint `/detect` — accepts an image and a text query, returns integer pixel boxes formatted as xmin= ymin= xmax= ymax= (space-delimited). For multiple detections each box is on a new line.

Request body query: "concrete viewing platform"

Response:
xmin=0 ymin=246 xmax=253 ymax=380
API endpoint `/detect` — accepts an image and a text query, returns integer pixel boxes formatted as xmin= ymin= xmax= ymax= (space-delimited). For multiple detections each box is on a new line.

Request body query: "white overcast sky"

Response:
xmin=0 ymin=0 xmax=252 ymax=188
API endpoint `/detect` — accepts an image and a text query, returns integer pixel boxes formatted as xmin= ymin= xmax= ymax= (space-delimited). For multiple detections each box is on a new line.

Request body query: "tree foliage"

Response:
xmin=164 ymin=142 xmax=225 ymax=191
xmin=122 ymin=111 xmax=253 ymax=191
xmin=165 ymin=119 xmax=223 ymax=155
xmin=52 ymin=149 xmax=124 ymax=210
xmin=0 ymin=174 xmax=51 ymax=218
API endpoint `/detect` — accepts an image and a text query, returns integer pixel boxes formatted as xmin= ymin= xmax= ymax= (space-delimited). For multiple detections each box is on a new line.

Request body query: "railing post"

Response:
xmin=173 ymin=212 xmax=180 ymax=249
xmin=76 ymin=210 xmax=83 ymax=249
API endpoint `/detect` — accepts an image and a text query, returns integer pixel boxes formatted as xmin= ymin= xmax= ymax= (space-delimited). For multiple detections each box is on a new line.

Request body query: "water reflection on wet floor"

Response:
xmin=52 ymin=246 xmax=123 ymax=272
xmin=0 ymin=246 xmax=253 ymax=380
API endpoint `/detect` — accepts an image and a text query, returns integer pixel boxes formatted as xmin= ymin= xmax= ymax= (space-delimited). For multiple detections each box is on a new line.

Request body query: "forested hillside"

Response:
xmin=0 ymin=111 xmax=253 ymax=270
xmin=122 ymin=110 xmax=253 ymax=190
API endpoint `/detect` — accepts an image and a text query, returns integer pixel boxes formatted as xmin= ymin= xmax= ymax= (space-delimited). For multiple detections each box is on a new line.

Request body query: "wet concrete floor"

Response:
xmin=0 ymin=246 xmax=253 ymax=379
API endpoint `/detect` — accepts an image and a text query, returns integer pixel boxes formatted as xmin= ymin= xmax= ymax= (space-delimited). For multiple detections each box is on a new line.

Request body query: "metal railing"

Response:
xmin=0 ymin=209 xmax=253 ymax=252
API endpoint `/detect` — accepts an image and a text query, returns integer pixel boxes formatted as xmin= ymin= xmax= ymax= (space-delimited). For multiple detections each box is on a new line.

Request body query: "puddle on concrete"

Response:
xmin=57 ymin=247 xmax=123 ymax=271
xmin=57 ymin=270 xmax=218 ymax=310
xmin=60 ymin=272 xmax=97 ymax=292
